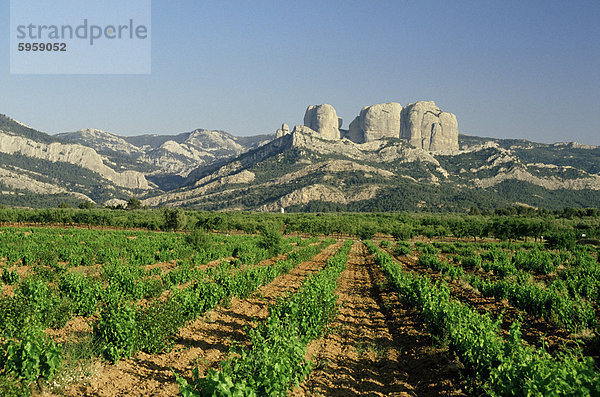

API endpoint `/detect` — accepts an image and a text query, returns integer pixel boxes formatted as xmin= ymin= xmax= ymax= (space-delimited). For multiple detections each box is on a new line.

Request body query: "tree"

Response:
xmin=127 ymin=197 xmax=142 ymax=210
xmin=357 ymin=223 xmax=377 ymax=240
xmin=78 ymin=201 xmax=94 ymax=210
xmin=163 ymin=208 xmax=187 ymax=231
xmin=257 ymin=223 xmax=283 ymax=255
xmin=545 ymin=230 xmax=576 ymax=250
xmin=391 ymin=223 xmax=414 ymax=241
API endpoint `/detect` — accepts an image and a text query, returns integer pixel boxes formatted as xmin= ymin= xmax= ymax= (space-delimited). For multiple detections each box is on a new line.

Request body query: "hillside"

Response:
xmin=0 ymin=114 xmax=273 ymax=207
xmin=143 ymin=123 xmax=600 ymax=211
xmin=0 ymin=115 xmax=152 ymax=206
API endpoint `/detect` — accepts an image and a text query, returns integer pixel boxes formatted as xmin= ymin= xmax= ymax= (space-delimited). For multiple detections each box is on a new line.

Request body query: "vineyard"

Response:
xmin=0 ymin=220 xmax=599 ymax=396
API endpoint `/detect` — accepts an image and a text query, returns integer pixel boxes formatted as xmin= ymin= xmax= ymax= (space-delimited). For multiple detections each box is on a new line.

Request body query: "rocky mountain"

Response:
xmin=0 ymin=114 xmax=271 ymax=206
xmin=303 ymin=104 xmax=343 ymax=140
xmin=143 ymin=102 xmax=600 ymax=211
xmin=2 ymin=101 xmax=599 ymax=211
xmin=55 ymin=128 xmax=272 ymax=192
xmin=57 ymin=128 xmax=272 ymax=179
xmin=0 ymin=115 xmax=153 ymax=206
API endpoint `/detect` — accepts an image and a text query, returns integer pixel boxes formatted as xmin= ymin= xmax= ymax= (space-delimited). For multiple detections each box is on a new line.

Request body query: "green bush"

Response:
xmin=17 ymin=278 xmax=74 ymax=329
xmin=94 ymin=302 xmax=137 ymax=363
xmin=257 ymin=224 xmax=283 ymax=256
xmin=545 ymin=230 xmax=576 ymax=250
xmin=185 ymin=230 xmax=212 ymax=252
xmin=0 ymin=327 xmax=61 ymax=384
xmin=394 ymin=241 xmax=412 ymax=256
xmin=163 ymin=208 xmax=187 ymax=231
xmin=1 ymin=269 xmax=19 ymax=285
xmin=512 ymin=249 xmax=560 ymax=274
xmin=391 ymin=224 xmax=414 ymax=241
xmin=136 ymin=300 xmax=184 ymax=354
xmin=0 ymin=296 xmax=32 ymax=338
xmin=58 ymin=272 xmax=100 ymax=316
xmin=417 ymin=244 xmax=439 ymax=255
xmin=357 ymin=224 xmax=377 ymax=240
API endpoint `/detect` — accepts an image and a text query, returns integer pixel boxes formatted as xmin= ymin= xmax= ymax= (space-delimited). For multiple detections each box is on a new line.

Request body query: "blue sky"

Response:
xmin=1 ymin=1 xmax=599 ymax=145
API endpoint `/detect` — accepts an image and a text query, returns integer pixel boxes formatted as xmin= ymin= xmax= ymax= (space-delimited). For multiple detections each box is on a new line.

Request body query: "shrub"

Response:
xmin=257 ymin=224 xmax=283 ymax=256
xmin=136 ymin=300 xmax=185 ymax=354
xmin=185 ymin=230 xmax=212 ymax=252
xmin=391 ymin=224 xmax=414 ymax=241
xmin=1 ymin=269 xmax=19 ymax=285
xmin=545 ymin=230 xmax=576 ymax=250
xmin=394 ymin=242 xmax=411 ymax=256
xmin=163 ymin=208 xmax=187 ymax=231
xmin=357 ymin=224 xmax=377 ymax=240
xmin=0 ymin=327 xmax=61 ymax=384
xmin=126 ymin=197 xmax=142 ymax=210
xmin=417 ymin=244 xmax=439 ymax=255
xmin=58 ymin=272 xmax=100 ymax=316
xmin=94 ymin=302 xmax=137 ymax=363
xmin=379 ymin=240 xmax=391 ymax=248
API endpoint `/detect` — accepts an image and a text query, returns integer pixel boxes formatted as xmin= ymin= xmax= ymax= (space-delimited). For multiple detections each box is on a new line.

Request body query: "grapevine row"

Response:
xmin=178 ymin=240 xmax=354 ymax=396
xmin=94 ymin=239 xmax=335 ymax=363
xmin=366 ymin=241 xmax=599 ymax=396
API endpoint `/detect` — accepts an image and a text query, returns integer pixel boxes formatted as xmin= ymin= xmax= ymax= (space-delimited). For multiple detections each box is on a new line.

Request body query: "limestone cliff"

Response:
xmin=275 ymin=123 xmax=291 ymax=138
xmin=0 ymin=131 xmax=149 ymax=189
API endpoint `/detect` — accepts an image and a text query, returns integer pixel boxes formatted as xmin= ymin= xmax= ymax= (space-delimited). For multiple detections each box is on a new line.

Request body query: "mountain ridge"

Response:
xmin=1 ymin=107 xmax=599 ymax=211
xmin=142 ymin=123 xmax=600 ymax=211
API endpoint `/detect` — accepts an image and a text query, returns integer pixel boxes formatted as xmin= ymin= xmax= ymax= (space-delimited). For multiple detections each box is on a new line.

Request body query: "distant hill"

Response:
xmin=58 ymin=128 xmax=273 ymax=181
xmin=0 ymin=114 xmax=63 ymax=144
xmin=0 ymin=116 xmax=151 ymax=207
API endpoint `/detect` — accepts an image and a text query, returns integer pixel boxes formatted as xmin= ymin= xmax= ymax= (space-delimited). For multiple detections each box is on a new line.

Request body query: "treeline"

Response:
xmin=0 ymin=207 xmax=599 ymax=245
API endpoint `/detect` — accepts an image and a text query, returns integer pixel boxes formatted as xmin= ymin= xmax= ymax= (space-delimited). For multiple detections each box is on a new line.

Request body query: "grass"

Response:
xmin=355 ymin=340 xmax=387 ymax=358
xmin=42 ymin=333 xmax=100 ymax=395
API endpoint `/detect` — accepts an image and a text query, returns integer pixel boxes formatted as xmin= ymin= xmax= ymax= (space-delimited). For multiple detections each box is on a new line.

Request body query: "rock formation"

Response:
xmin=275 ymin=123 xmax=290 ymax=138
xmin=343 ymin=100 xmax=458 ymax=150
xmin=400 ymin=101 xmax=459 ymax=151
xmin=303 ymin=104 xmax=340 ymax=140
xmin=348 ymin=102 xmax=403 ymax=143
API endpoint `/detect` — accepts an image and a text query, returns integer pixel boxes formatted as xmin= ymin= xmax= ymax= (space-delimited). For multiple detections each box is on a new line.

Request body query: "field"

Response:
xmin=0 ymin=218 xmax=599 ymax=396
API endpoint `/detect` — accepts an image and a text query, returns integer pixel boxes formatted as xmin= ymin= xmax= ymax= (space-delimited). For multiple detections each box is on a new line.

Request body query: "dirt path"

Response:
xmin=294 ymin=242 xmax=465 ymax=397
xmin=56 ymin=241 xmax=344 ymax=397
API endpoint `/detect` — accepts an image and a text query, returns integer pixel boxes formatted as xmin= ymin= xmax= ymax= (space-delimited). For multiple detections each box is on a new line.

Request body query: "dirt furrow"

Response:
xmin=294 ymin=242 xmax=465 ymax=397
xmin=58 ymin=241 xmax=344 ymax=397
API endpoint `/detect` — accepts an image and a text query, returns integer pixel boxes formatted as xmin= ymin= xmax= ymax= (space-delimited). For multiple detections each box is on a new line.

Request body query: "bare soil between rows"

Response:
xmin=294 ymin=242 xmax=465 ymax=396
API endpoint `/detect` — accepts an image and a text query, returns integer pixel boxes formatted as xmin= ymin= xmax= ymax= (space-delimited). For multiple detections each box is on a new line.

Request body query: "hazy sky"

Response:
xmin=1 ymin=1 xmax=599 ymax=145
